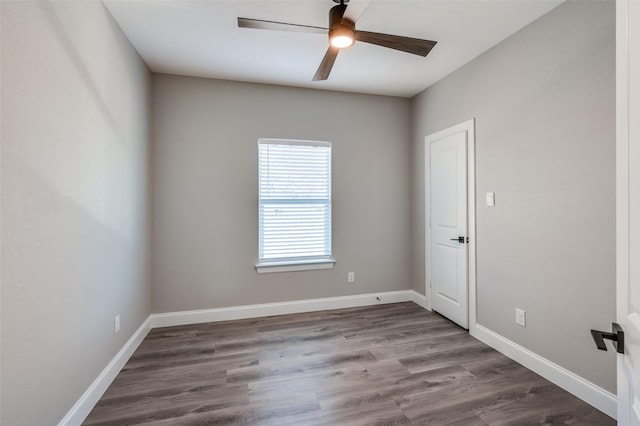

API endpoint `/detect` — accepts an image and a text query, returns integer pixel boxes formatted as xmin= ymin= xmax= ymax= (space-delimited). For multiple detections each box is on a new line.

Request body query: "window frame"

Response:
xmin=255 ymin=138 xmax=335 ymax=274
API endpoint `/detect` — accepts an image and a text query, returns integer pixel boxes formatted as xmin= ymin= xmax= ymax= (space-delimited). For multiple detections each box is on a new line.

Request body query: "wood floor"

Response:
xmin=84 ymin=302 xmax=614 ymax=425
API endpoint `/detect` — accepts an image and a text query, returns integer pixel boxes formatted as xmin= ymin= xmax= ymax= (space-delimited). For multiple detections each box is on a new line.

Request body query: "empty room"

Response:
xmin=2 ymin=0 xmax=640 ymax=425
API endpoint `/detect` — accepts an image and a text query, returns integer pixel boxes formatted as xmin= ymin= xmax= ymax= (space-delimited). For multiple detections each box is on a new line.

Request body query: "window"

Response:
xmin=256 ymin=139 xmax=334 ymax=273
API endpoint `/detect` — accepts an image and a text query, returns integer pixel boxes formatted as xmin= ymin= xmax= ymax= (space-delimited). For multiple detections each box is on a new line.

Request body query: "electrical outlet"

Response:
xmin=347 ymin=272 xmax=355 ymax=283
xmin=515 ymin=308 xmax=526 ymax=327
xmin=114 ymin=314 xmax=121 ymax=334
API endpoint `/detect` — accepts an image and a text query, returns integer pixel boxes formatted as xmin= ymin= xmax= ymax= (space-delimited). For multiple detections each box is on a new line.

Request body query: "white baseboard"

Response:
xmin=470 ymin=324 xmax=617 ymax=419
xmin=410 ymin=290 xmax=430 ymax=311
xmin=151 ymin=290 xmax=416 ymax=328
xmin=58 ymin=318 xmax=152 ymax=426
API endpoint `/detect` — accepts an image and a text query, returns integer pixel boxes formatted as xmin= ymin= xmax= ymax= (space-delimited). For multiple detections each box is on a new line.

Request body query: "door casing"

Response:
xmin=616 ymin=0 xmax=640 ymax=423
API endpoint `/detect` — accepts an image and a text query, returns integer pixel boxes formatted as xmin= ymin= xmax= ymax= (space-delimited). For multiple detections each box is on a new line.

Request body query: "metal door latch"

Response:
xmin=590 ymin=323 xmax=624 ymax=354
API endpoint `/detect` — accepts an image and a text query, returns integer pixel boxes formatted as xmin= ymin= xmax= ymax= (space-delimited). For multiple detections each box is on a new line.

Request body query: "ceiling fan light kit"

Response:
xmin=238 ymin=0 xmax=437 ymax=81
xmin=329 ymin=22 xmax=355 ymax=48
xmin=330 ymin=31 xmax=354 ymax=49
xmin=329 ymin=3 xmax=355 ymax=48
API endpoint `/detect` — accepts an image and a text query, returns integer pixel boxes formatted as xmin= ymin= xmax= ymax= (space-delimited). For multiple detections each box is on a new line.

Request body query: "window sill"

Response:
xmin=255 ymin=259 xmax=336 ymax=274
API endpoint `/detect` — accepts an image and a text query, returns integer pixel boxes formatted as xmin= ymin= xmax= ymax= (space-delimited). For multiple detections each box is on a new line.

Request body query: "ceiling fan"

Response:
xmin=237 ymin=0 xmax=437 ymax=81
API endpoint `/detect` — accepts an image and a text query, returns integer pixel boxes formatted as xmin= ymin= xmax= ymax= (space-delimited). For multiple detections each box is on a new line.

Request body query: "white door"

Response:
xmin=428 ymin=123 xmax=470 ymax=329
xmin=617 ymin=1 xmax=640 ymax=424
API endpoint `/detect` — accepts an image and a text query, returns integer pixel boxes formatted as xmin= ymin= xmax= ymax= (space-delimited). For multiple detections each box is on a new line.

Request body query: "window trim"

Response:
xmin=256 ymin=138 xmax=334 ymax=273
xmin=255 ymin=258 xmax=336 ymax=274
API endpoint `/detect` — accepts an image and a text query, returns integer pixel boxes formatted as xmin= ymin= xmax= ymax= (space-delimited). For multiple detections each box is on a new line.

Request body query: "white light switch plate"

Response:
xmin=486 ymin=192 xmax=495 ymax=207
xmin=515 ymin=308 xmax=526 ymax=327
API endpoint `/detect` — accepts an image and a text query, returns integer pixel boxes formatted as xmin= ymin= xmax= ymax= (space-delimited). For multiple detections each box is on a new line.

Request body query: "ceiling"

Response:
xmin=104 ymin=0 xmax=563 ymax=98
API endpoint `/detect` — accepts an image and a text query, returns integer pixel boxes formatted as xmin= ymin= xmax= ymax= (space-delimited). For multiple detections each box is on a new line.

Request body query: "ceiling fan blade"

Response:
xmin=313 ymin=46 xmax=340 ymax=81
xmin=343 ymin=0 xmax=372 ymax=23
xmin=238 ymin=18 xmax=327 ymax=34
xmin=355 ymin=31 xmax=437 ymax=56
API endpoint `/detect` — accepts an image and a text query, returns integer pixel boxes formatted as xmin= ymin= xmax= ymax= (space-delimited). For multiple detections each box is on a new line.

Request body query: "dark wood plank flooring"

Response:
xmin=84 ymin=302 xmax=614 ymax=425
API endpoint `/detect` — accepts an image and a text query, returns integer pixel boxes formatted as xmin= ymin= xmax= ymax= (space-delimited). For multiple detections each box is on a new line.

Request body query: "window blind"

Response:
xmin=258 ymin=139 xmax=332 ymax=264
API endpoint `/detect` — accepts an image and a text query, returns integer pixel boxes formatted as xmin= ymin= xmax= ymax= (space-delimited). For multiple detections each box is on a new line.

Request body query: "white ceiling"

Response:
xmin=104 ymin=0 xmax=563 ymax=98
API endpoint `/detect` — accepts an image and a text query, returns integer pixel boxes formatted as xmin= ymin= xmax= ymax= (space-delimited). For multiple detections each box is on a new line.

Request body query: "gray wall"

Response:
xmin=151 ymin=75 xmax=412 ymax=313
xmin=0 ymin=1 xmax=151 ymax=424
xmin=410 ymin=0 xmax=616 ymax=392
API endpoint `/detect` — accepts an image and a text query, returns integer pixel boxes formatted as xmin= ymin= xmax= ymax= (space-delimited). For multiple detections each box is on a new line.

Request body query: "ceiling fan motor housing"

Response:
xmin=329 ymin=4 xmax=355 ymax=47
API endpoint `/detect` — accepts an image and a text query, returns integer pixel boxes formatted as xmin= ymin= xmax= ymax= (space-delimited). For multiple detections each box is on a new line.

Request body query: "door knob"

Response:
xmin=590 ymin=323 xmax=624 ymax=354
xmin=450 ymin=236 xmax=466 ymax=243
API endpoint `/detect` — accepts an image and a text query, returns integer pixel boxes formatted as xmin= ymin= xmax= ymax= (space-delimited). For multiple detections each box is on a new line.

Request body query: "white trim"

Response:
xmin=616 ymin=2 xmax=634 ymax=425
xmin=471 ymin=324 xmax=617 ymax=419
xmin=424 ymin=118 xmax=477 ymax=327
xmin=58 ymin=317 xmax=152 ymax=426
xmin=410 ymin=290 xmax=430 ymax=311
xmin=258 ymin=138 xmax=330 ymax=148
xmin=150 ymin=290 xmax=415 ymax=328
xmin=467 ymin=121 xmax=478 ymax=334
xmin=255 ymin=258 xmax=335 ymax=273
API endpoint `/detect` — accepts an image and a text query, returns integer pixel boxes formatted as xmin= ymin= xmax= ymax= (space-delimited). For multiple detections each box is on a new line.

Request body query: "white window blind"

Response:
xmin=258 ymin=139 xmax=332 ymax=267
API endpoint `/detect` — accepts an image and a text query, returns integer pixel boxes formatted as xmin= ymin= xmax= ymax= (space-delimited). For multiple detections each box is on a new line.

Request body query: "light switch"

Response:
xmin=486 ymin=192 xmax=495 ymax=207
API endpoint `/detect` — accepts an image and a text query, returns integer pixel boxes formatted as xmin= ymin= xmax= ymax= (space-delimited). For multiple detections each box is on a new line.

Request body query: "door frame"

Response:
xmin=616 ymin=0 xmax=638 ymax=423
xmin=425 ymin=118 xmax=477 ymax=331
